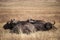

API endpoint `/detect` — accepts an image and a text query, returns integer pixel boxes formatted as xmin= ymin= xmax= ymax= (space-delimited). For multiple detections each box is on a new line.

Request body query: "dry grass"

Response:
xmin=0 ymin=25 xmax=60 ymax=40
xmin=0 ymin=18 xmax=60 ymax=40
xmin=0 ymin=0 xmax=60 ymax=40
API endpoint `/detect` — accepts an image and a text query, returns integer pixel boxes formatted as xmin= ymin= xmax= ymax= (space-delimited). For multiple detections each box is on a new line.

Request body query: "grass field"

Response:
xmin=0 ymin=0 xmax=60 ymax=40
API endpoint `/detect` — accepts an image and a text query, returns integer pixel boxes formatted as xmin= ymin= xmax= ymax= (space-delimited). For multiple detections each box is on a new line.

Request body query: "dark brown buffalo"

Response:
xmin=3 ymin=19 xmax=57 ymax=34
xmin=27 ymin=19 xmax=57 ymax=31
xmin=3 ymin=19 xmax=36 ymax=34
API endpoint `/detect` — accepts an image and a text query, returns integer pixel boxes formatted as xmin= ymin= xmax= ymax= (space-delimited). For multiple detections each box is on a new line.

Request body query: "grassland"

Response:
xmin=0 ymin=0 xmax=60 ymax=40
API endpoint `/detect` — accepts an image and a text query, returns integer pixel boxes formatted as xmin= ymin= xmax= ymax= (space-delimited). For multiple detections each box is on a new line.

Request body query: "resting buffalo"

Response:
xmin=3 ymin=19 xmax=57 ymax=34
xmin=3 ymin=19 xmax=36 ymax=34
xmin=27 ymin=19 xmax=57 ymax=31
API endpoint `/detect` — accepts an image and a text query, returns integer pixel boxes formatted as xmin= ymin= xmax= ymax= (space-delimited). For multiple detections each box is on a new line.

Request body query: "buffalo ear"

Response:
xmin=7 ymin=21 xmax=10 ymax=24
xmin=11 ymin=19 xmax=16 ymax=23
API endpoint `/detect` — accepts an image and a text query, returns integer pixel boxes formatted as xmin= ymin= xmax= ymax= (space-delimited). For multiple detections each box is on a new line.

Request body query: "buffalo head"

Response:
xmin=3 ymin=19 xmax=17 ymax=30
xmin=44 ymin=21 xmax=56 ymax=30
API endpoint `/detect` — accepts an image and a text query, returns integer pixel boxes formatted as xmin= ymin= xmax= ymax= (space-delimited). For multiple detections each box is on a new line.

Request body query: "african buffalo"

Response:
xmin=3 ymin=19 xmax=57 ymax=34
xmin=27 ymin=19 xmax=56 ymax=31
xmin=3 ymin=19 xmax=36 ymax=34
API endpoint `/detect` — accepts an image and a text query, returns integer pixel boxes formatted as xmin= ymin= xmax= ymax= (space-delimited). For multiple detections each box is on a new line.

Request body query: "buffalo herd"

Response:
xmin=3 ymin=19 xmax=57 ymax=34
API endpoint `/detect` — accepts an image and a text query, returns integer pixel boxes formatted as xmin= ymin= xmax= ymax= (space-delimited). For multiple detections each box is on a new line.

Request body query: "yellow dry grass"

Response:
xmin=0 ymin=23 xmax=60 ymax=40
xmin=0 ymin=13 xmax=60 ymax=40
xmin=0 ymin=1 xmax=60 ymax=40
